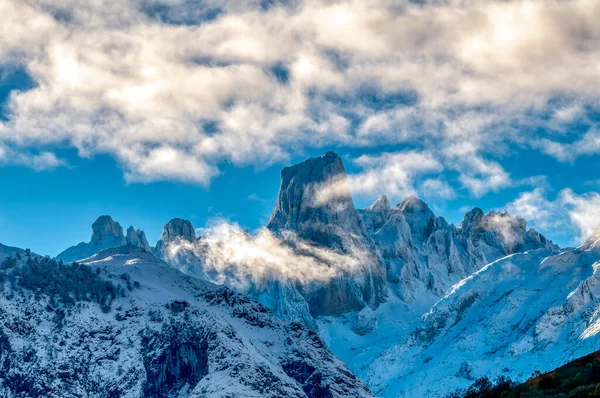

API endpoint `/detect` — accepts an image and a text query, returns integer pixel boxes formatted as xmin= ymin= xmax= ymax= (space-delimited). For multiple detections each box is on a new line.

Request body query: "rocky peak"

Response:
xmin=160 ymin=218 xmax=196 ymax=243
xmin=366 ymin=195 xmax=391 ymax=212
xmin=267 ymin=151 xmax=360 ymax=239
xmin=56 ymin=215 xmax=127 ymax=262
xmin=126 ymin=226 xmax=150 ymax=251
xmin=459 ymin=207 xmax=485 ymax=233
xmin=396 ymin=196 xmax=436 ymax=242
xmin=90 ymin=215 xmax=124 ymax=245
xmin=265 ymin=151 xmax=387 ymax=316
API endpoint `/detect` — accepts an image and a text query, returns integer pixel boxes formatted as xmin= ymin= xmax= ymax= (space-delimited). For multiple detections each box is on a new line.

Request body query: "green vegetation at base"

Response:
xmin=448 ymin=350 xmax=600 ymax=397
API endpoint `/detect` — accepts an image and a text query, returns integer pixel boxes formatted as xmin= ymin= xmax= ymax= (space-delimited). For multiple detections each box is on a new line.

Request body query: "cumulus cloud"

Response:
xmin=312 ymin=150 xmax=442 ymax=205
xmin=420 ymin=178 xmax=456 ymax=200
xmin=0 ymin=145 xmax=65 ymax=171
xmin=1 ymin=0 xmax=599 ymax=191
xmin=535 ymin=130 xmax=600 ymax=162
xmin=506 ymin=188 xmax=600 ymax=244
xmin=160 ymin=220 xmax=368 ymax=288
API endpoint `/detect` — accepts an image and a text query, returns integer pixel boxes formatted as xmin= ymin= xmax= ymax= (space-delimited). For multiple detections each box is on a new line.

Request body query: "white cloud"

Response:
xmin=0 ymin=145 xmax=65 ymax=171
xmin=0 ymin=0 xmax=599 ymax=186
xmin=420 ymin=178 xmax=456 ymax=200
xmin=351 ymin=151 xmax=442 ymax=197
xmin=536 ymin=130 xmax=600 ymax=162
xmin=162 ymin=220 xmax=369 ymax=288
xmin=506 ymin=188 xmax=556 ymax=230
xmin=506 ymin=188 xmax=600 ymax=244
xmin=559 ymin=189 xmax=600 ymax=243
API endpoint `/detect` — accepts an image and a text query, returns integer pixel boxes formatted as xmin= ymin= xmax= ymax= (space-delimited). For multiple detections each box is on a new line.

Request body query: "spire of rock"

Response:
xmin=56 ymin=215 xmax=127 ymax=262
xmin=267 ymin=151 xmax=357 ymax=238
xmin=396 ymin=196 xmax=436 ymax=242
xmin=459 ymin=207 xmax=484 ymax=233
xmin=160 ymin=218 xmax=196 ymax=243
xmin=265 ymin=151 xmax=387 ymax=316
xmin=90 ymin=215 xmax=125 ymax=245
xmin=126 ymin=226 xmax=150 ymax=251
xmin=366 ymin=195 xmax=391 ymax=212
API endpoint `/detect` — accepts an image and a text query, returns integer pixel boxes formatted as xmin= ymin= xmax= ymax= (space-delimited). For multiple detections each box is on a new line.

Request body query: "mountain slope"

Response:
xmin=361 ymin=239 xmax=600 ymax=397
xmin=0 ymin=246 xmax=372 ymax=398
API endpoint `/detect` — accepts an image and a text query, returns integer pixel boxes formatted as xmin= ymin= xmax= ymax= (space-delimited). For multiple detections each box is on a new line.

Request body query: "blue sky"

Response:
xmin=2 ymin=0 xmax=600 ymax=255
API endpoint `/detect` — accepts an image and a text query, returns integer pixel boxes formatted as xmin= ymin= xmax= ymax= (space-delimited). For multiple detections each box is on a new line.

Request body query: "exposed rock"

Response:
xmin=126 ymin=226 xmax=150 ymax=251
xmin=153 ymin=218 xmax=202 ymax=270
xmin=359 ymin=198 xmax=557 ymax=302
xmin=159 ymin=218 xmax=197 ymax=243
xmin=365 ymin=195 xmax=390 ymax=212
xmin=267 ymin=151 xmax=387 ymax=317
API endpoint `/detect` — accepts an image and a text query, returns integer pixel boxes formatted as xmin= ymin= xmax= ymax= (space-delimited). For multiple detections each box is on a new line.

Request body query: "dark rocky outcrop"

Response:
xmin=266 ymin=151 xmax=387 ymax=316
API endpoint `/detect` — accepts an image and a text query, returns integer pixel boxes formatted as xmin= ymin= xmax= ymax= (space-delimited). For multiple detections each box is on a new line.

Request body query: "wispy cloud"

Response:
xmin=506 ymin=188 xmax=600 ymax=244
xmin=161 ymin=219 xmax=369 ymax=288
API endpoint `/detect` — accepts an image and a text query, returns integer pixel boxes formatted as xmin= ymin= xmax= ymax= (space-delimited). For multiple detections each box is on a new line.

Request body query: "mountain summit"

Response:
xmin=56 ymin=216 xmax=129 ymax=262
xmin=358 ymin=198 xmax=557 ymax=301
xmin=266 ymin=151 xmax=387 ymax=317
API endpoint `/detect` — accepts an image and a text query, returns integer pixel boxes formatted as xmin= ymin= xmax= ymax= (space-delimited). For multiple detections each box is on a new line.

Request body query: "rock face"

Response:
xmin=153 ymin=218 xmax=201 ymax=271
xmin=0 ymin=247 xmax=373 ymax=398
xmin=159 ymin=218 xmax=197 ymax=243
xmin=267 ymin=151 xmax=387 ymax=316
xmin=358 ymin=197 xmax=557 ymax=302
xmin=126 ymin=226 xmax=150 ymax=252
xmin=56 ymin=216 xmax=129 ymax=262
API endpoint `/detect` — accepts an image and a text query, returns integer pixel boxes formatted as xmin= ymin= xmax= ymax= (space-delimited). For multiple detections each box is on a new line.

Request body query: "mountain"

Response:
xmin=56 ymin=216 xmax=149 ymax=262
xmin=359 ymin=196 xmax=556 ymax=302
xmin=266 ymin=151 xmax=387 ymax=316
xmin=126 ymin=226 xmax=150 ymax=252
xmin=0 ymin=246 xmax=373 ymax=398
xmin=359 ymin=236 xmax=600 ymax=397
xmin=153 ymin=152 xmax=389 ymax=327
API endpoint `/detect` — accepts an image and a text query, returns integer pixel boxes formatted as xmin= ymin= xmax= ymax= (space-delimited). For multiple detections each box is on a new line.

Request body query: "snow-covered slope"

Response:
xmin=361 ymin=239 xmax=600 ymax=397
xmin=0 ymin=246 xmax=372 ymax=398
xmin=56 ymin=216 xmax=149 ymax=262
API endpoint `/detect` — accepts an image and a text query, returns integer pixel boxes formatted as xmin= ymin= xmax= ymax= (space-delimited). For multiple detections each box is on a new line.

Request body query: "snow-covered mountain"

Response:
xmin=0 ymin=245 xmax=373 ymax=398
xmin=43 ymin=151 xmax=600 ymax=398
xmin=56 ymin=215 xmax=149 ymax=262
xmin=359 ymin=195 xmax=556 ymax=302
xmin=359 ymin=233 xmax=600 ymax=397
